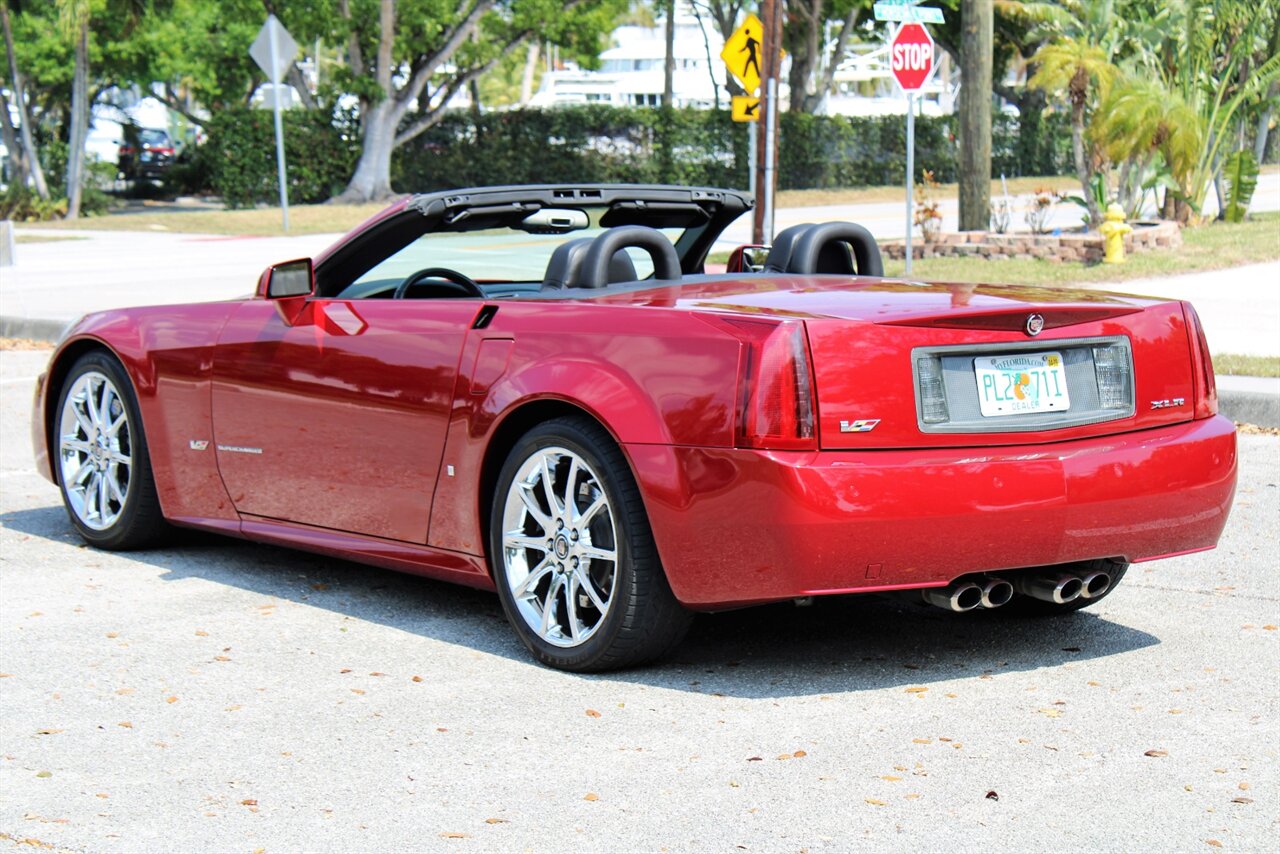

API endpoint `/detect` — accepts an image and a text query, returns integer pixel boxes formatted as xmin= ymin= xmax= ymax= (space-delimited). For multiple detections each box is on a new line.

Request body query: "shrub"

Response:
xmin=203 ymin=108 xmax=359 ymax=208
xmin=393 ymin=106 xmax=1073 ymax=193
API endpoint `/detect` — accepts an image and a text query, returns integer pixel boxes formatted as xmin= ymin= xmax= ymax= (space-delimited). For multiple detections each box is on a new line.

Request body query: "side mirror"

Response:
xmin=266 ymin=258 xmax=314 ymax=299
xmin=726 ymin=244 xmax=770 ymax=273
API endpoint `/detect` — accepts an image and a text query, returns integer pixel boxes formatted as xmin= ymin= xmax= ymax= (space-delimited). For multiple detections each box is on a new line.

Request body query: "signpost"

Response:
xmin=249 ymin=14 xmax=298 ymax=233
xmin=878 ymin=2 xmax=938 ymax=274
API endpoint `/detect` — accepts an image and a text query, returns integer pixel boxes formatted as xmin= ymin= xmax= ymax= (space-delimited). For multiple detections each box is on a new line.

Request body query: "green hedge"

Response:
xmin=393 ymin=106 xmax=1073 ymax=193
xmin=195 ymin=104 xmax=1072 ymax=204
xmin=203 ymin=108 xmax=358 ymax=208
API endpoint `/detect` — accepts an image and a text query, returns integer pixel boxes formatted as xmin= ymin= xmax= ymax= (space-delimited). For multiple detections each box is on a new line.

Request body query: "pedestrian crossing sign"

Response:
xmin=720 ymin=13 xmax=765 ymax=95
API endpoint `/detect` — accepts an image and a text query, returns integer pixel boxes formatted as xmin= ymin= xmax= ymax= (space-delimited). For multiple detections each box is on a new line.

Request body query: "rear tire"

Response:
xmin=54 ymin=350 xmax=167 ymax=550
xmin=489 ymin=416 xmax=692 ymax=672
xmin=1002 ymin=559 xmax=1129 ymax=616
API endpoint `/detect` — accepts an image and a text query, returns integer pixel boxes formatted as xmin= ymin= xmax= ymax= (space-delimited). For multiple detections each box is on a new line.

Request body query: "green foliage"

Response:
xmin=0 ymin=187 xmax=69 ymax=222
xmin=1221 ymin=150 xmax=1259 ymax=223
xmin=391 ymin=106 xmax=1070 ymax=192
xmin=202 ymin=108 xmax=359 ymax=208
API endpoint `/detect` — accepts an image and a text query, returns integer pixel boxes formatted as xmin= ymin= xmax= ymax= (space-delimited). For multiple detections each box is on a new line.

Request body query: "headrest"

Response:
xmin=542 ymin=238 xmax=594 ymax=289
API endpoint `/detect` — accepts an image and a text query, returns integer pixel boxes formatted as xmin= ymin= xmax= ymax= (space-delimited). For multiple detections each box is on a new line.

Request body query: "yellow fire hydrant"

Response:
xmin=1099 ymin=203 xmax=1132 ymax=264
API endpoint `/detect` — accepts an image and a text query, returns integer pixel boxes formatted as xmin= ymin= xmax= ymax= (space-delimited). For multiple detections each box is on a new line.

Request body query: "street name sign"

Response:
xmin=873 ymin=2 xmax=945 ymax=24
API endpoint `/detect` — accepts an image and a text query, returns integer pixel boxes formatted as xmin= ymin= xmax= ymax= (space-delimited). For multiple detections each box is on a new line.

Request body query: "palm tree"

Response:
xmin=1091 ymin=76 xmax=1202 ymax=222
xmin=1029 ymin=38 xmax=1117 ymax=227
xmin=58 ymin=0 xmax=91 ymax=219
xmin=1088 ymin=0 xmax=1280 ymax=222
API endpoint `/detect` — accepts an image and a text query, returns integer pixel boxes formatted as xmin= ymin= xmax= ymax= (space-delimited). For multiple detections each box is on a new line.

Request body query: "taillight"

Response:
xmin=721 ymin=319 xmax=817 ymax=450
xmin=1183 ymin=303 xmax=1217 ymax=419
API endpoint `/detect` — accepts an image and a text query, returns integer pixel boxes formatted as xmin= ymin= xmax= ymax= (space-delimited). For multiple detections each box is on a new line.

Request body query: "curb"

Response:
xmin=1 ymin=315 xmax=71 ymax=343
xmin=3 ymin=313 xmax=1277 ymax=427
xmin=1217 ymin=376 xmax=1280 ymax=429
xmin=1219 ymin=390 xmax=1280 ymax=428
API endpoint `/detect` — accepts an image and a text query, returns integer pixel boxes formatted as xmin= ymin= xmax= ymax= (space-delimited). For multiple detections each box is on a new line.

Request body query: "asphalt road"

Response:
xmin=1 ymin=347 xmax=1277 ymax=852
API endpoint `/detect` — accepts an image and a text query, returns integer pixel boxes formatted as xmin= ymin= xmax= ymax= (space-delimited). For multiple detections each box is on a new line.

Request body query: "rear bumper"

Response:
xmin=627 ymin=416 xmax=1237 ymax=609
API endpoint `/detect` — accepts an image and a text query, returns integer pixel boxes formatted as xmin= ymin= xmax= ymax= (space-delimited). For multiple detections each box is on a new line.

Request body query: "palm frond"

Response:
xmin=1221 ymin=149 xmax=1259 ymax=223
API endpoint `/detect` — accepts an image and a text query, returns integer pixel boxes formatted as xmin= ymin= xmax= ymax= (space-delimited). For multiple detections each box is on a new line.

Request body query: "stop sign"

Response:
xmin=890 ymin=23 xmax=935 ymax=92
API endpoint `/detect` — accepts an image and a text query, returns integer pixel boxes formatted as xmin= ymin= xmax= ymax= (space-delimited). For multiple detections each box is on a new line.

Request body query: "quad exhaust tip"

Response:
xmin=980 ymin=577 xmax=1014 ymax=609
xmin=1013 ymin=573 xmax=1083 ymax=605
xmin=921 ymin=581 xmax=984 ymax=612
xmin=1077 ymin=571 xmax=1112 ymax=599
xmin=921 ymin=568 xmax=1110 ymax=612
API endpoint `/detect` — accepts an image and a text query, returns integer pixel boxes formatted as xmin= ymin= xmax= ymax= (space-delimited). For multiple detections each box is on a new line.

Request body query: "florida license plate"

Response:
xmin=974 ymin=352 xmax=1070 ymax=417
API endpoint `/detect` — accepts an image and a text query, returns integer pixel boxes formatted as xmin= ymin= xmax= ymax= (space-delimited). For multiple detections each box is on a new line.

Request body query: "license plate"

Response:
xmin=974 ymin=352 xmax=1070 ymax=417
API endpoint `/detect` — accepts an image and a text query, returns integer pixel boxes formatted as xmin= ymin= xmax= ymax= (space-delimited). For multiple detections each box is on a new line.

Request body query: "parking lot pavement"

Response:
xmin=2 ymin=347 xmax=1277 ymax=852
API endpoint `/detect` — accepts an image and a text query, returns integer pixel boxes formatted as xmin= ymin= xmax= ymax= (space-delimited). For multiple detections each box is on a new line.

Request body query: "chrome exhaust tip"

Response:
xmin=1076 ymin=571 xmax=1112 ymax=599
xmin=1012 ymin=573 xmax=1083 ymax=605
xmin=980 ymin=577 xmax=1015 ymax=609
xmin=922 ymin=582 xmax=984 ymax=612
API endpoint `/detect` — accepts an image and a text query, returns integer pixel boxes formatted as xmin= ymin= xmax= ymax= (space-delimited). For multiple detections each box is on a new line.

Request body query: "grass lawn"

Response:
xmin=24 ymin=201 xmax=390 ymax=237
xmin=1212 ymin=354 xmax=1280 ymax=377
xmin=880 ymin=212 xmax=1280 ymax=287
xmin=14 ymin=233 xmax=88 ymax=244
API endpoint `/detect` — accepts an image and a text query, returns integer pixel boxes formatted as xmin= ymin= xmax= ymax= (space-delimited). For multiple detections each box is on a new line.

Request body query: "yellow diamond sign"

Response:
xmin=721 ymin=13 xmax=764 ymax=95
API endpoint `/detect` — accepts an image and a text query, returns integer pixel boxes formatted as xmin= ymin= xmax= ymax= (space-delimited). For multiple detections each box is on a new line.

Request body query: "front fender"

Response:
xmin=35 ymin=303 xmax=241 ymax=525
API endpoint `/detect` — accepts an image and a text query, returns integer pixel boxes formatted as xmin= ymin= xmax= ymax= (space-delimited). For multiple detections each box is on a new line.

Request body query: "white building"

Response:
xmin=532 ymin=6 xmax=728 ymax=109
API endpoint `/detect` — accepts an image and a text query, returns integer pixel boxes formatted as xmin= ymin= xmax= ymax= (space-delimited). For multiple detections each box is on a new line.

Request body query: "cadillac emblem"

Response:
xmin=1025 ymin=313 xmax=1045 ymax=336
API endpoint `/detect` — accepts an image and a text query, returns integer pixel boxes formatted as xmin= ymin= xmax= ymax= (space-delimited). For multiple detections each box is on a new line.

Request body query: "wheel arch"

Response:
xmin=475 ymin=397 xmax=637 ymax=581
xmin=41 ymin=337 xmax=135 ymax=486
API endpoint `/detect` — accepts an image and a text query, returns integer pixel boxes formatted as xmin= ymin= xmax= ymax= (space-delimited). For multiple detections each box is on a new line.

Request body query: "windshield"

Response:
xmin=138 ymin=129 xmax=170 ymax=147
xmin=351 ymin=225 xmax=686 ymax=288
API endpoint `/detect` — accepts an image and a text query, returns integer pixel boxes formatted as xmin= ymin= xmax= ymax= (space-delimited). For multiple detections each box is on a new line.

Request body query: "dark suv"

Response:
xmin=118 ymin=127 xmax=176 ymax=180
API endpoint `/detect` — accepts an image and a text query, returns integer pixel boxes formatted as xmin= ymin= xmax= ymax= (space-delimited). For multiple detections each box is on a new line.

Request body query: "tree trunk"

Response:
xmin=65 ymin=19 xmax=90 ymax=219
xmin=1255 ymin=14 xmax=1280 ymax=164
xmin=519 ymin=42 xmax=540 ymax=106
xmin=689 ymin=2 xmax=720 ymax=110
xmin=957 ymin=0 xmax=992 ymax=231
xmin=663 ymin=0 xmax=675 ymax=108
xmin=1 ymin=3 xmax=49 ymax=199
xmin=335 ymin=100 xmax=398 ymax=203
xmin=1069 ymin=106 xmax=1101 ymax=228
xmin=0 ymin=87 xmax=27 ymax=187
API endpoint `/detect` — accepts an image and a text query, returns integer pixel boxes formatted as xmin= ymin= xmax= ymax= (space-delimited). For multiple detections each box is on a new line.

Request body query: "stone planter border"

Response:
xmin=881 ymin=220 xmax=1182 ymax=263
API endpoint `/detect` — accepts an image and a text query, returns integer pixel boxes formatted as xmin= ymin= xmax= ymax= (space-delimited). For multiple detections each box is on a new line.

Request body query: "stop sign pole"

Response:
xmin=885 ymin=15 xmax=938 ymax=275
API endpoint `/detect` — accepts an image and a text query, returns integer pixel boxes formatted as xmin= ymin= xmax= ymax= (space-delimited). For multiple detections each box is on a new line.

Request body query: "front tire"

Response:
xmin=55 ymin=351 xmax=166 ymax=550
xmin=490 ymin=416 xmax=692 ymax=672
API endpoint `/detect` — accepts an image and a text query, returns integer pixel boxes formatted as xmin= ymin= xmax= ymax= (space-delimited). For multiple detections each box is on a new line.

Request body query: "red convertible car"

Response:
xmin=32 ymin=184 xmax=1237 ymax=671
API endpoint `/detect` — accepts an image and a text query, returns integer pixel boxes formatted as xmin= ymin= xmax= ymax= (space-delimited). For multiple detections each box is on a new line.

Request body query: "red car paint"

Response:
xmin=33 ymin=206 xmax=1237 ymax=610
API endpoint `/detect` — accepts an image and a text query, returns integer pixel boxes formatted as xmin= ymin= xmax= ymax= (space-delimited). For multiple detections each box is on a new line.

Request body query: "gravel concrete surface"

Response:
xmin=1 ymin=348 xmax=1277 ymax=853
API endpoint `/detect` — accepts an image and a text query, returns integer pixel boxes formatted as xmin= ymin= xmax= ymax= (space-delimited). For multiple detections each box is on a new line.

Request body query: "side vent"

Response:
xmin=472 ymin=305 xmax=499 ymax=329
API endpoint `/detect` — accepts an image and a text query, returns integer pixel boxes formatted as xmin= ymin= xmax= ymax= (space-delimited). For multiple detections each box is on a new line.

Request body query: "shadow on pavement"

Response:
xmin=2 ymin=503 xmax=1160 ymax=699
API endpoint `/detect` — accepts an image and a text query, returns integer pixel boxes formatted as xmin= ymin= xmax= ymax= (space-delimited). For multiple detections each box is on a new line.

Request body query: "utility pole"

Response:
xmin=957 ymin=0 xmax=992 ymax=232
xmin=752 ymin=0 xmax=782 ymax=244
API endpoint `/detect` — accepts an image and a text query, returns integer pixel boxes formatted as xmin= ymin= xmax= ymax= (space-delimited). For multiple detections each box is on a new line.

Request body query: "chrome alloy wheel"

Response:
xmin=57 ymin=371 xmax=133 ymax=531
xmin=500 ymin=446 xmax=618 ymax=648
